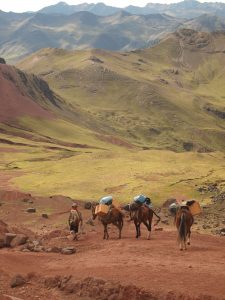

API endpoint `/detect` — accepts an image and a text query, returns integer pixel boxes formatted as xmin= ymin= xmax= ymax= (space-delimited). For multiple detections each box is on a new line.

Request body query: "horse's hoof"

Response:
xmin=180 ymin=248 xmax=183 ymax=251
xmin=187 ymin=242 xmax=190 ymax=245
xmin=184 ymin=248 xmax=187 ymax=251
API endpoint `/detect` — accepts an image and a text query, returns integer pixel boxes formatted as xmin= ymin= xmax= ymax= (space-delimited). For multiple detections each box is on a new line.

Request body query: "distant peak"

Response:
xmin=57 ymin=1 xmax=69 ymax=5
xmin=115 ymin=10 xmax=131 ymax=17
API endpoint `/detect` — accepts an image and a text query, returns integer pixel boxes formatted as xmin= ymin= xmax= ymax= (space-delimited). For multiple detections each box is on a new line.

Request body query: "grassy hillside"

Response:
xmin=18 ymin=30 xmax=225 ymax=153
xmin=0 ymin=29 xmax=224 ymax=204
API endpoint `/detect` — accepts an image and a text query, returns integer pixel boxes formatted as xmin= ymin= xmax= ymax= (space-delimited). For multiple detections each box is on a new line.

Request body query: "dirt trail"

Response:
xmin=1 ymin=227 xmax=225 ymax=299
xmin=0 ymin=191 xmax=225 ymax=299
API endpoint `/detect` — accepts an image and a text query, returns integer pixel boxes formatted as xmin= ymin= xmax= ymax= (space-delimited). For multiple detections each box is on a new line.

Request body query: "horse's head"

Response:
xmin=121 ymin=203 xmax=138 ymax=221
xmin=121 ymin=204 xmax=130 ymax=212
xmin=91 ymin=202 xmax=98 ymax=220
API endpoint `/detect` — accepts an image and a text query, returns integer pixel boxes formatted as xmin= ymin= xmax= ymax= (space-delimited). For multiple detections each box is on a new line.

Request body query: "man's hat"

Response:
xmin=72 ymin=203 xmax=78 ymax=208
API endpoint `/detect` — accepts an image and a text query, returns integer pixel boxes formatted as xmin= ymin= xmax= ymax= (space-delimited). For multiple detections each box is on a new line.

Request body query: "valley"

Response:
xmin=0 ymin=3 xmax=225 ymax=298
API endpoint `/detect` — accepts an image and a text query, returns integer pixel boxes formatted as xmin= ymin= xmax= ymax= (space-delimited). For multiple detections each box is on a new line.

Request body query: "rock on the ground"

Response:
xmin=86 ymin=218 xmax=94 ymax=226
xmin=220 ymin=228 xmax=225 ymax=236
xmin=10 ymin=274 xmax=26 ymax=288
xmin=10 ymin=234 xmax=28 ymax=248
xmin=84 ymin=202 xmax=92 ymax=210
xmin=162 ymin=198 xmax=177 ymax=207
xmin=0 ymin=57 xmax=6 ymax=64
xmin=33 ymin=245 xmax=44 ymax=252
xmin=41 ymin=213 xmax=48 ymax=219
xmin=48 ymin=246 xmax=61 ymax=253
xmin=161 ymin=219 xmax=169 ymax=225
xmin=22 ymin=198 xmax=30 ymax=203
xmin=26 ymin=208 xmax=36 ymax=213
xmin=26 ymin=240 xmax=40 ymax=251
xmin=4 ymin=233 xmax=17 ymax=247
xmin=22 ymin=248 xmax=31 ymax=252
xmin=61 ymin=247 xmax=76 ymax=255
xmin=0 ymin=237 xmax=5 ymax=248
xmin=155 ymin=227 xmax=163 ymax=231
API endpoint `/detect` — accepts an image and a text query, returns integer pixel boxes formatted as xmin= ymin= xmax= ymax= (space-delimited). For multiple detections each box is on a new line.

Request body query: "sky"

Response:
xmin=0 ymin=0 xmax=225 ymax=12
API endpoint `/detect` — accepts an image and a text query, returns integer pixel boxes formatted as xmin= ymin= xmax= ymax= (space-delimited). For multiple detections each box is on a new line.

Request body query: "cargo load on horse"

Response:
xmin=169 ymin=200 xmax=201 ymax=250
xmin=122 ymin=194 xmax=160 ymax=239
xmin=91 ymin=196 xmax=124 ymax=239
xmin=95 ymin=195 xmax=120 ymax=217
xmin=133 ymin=194 xmax=153 ymax=209
xmin=169 ymin=200 xmax=201 ymax=217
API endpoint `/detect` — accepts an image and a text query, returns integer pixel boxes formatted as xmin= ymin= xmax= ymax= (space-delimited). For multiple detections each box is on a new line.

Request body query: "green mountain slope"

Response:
xmin=17 ymin=29 xmax=225 ymax=153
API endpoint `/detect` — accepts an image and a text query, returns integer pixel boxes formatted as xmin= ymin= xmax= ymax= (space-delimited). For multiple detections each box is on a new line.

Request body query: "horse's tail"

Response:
xmin=178 ymin=212 xmax=187 ymax=243
xmin=152 ymin=209 xmax=161 ymax=226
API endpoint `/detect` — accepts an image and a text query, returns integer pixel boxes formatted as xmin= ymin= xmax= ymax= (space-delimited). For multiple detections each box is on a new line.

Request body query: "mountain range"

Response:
xmin=0 ymin=8 xmax=225 ymax=63
xmin=38 ymin=0 xmax=225 ymax=19
xmin=1 ymin=29 xmax=224 ymax=153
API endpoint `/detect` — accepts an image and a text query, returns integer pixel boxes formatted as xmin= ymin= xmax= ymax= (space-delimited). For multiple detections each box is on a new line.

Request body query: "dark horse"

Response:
xmin=91 ymin=203 xmax=124 ymax=240
xmin=123 ymin=203 xmax=161 ymax=239
xmin=175 ymin=206 xmax=194 ymax=250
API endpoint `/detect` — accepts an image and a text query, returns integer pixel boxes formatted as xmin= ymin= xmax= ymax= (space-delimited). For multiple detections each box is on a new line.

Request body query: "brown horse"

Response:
xmin=175 ymin=206 xmax=194 ymax=250
xmin=91 ymin=203 xmax=124 ymax=240
xmin=123 ymin=203 xmax=161 ymax=239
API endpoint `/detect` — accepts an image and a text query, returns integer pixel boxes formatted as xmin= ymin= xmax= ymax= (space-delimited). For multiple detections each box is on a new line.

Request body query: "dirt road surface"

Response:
xmin=0 ymin=192 xmax=225 ymax=299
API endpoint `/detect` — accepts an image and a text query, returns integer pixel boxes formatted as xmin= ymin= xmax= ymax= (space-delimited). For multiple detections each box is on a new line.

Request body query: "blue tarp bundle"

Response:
xmin=99 ymin=195 xmax=113 ymax=205
xmin=133 ymin=194 xmax=147 ymax=203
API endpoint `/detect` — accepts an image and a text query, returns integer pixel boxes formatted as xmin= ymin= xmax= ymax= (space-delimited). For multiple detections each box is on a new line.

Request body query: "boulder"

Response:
xmin=10 ymin=234 xmax=28 ymax=248
xmin=61 ymin=247 xmax=76 ymax=255
xmin=22 ymin=248 xmax=31 ymax=252
xmin=42 ymin=213 xmax=48 ymax=219
xmin=0 ymin=237 xmax=5 ymax=248
xmin=86 ymin=218 xmax=94 ymax=226
xmin=50 ymin=246 xmax=61 ymax=253
xmin=161 ymin=219 xmax=169 ymax=225
xmin=220 ymin=228 xmax=225 ymax=236
xmin=10 ymin=274 xmax=26 ymax=288
xmin=26 ymin=240 xmax=40 ymax=251
xmin=162 ymin=198 xmax=177 ymax=208
xmin=22 ymin=198 xmax=30 ymax=203
xmin=84 ymin=202 xmax=92 ymax=210
xmin=26 ymin=208 xmax=36 ymax=213
xmin=155 ymin=227 xmax=163 ymax=231
xmin=33 ymin=246 xmax=44 ymax=252
xmin=4 ymin=233 xmax=17 ymax=247
xmin=0 ymin=57 xmax=6 ymax=64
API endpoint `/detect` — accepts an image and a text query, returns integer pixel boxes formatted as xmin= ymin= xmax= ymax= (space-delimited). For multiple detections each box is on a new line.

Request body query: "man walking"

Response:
xmin=68 ymin=203 xmax=83 ymax=240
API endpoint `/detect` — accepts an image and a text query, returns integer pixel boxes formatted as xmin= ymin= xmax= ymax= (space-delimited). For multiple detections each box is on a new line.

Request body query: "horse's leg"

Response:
xmin=134 ymin=221 xmax=139 ymax=239
xmin=187 ymin=228 xmax=191 ymax=245
xmin=187 ymin=219 xmax=193 ymax=245
xmin=184 ymin=237 xmax=187 ymax=250
xmin=138 ymin=223 xmax=141 ymax=238
xmin=105 ymin=224 xmax=109 ymax=240
xmin=103 ymin=224 xmax=107 ymax=240
xmin=118 ymin=220 xmax=123 ymax=239
xmin=112 ymin=221 xmax=122 ymax=239
xmin=143 ymin=221 xmax=151 ymax=240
